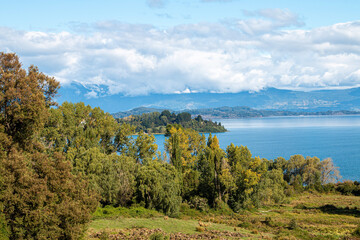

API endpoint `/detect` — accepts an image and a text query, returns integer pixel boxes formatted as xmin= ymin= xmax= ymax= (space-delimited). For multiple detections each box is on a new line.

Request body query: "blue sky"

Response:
xmin=1 ymin=0 xmax=360 ymax=111
xmin=2 ymin=1 xmax=360 ymax=31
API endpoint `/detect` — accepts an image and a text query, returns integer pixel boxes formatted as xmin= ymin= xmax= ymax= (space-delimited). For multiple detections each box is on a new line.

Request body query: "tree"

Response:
xmin=302 ymin=156 xmax=321 ymax=188
xmin=176 ymin=112 xmax=191 ymax=123
xmin=134 ymin=131 xmax=158 ymax=163
xmin=0 ymin=52 xmax=59 ymax=147
xmin=284 ymin=155 xmax=306 ymax=185
xmin=226 ymin=144 xmax=264 ymax=210
xmin=0 ymin=53 xmax=97 ymax=239
xmin=198 ymin=134 xmax=228 ymax=206
xmin=136 ymin=159 xmax=181 ymax=216
xmin=165 ymin=125 xmax=205 ymax=172
xmin=42 ymin=102 xmax=118 ymax=153
xmin=320 ymin=158 xmax=341 ymax=184
xmin=252 ymin=169 xmax=286 ymax=207
xmin=0 ymin=149 xmax=98 ymax=239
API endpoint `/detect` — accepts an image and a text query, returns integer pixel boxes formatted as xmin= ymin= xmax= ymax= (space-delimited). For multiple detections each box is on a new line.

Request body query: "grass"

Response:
xmin=87 ymin=193 xmax=360 ymax=239
xmin=89 ymin=217 xmax=250 ymax=235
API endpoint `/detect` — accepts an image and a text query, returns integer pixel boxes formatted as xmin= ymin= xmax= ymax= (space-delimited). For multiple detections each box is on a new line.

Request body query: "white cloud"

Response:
xmin=1 ymin=13 xmax=360 ymax=97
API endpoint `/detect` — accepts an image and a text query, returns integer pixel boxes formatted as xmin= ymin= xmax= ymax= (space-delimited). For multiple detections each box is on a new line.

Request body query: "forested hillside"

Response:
xmin=186 ymin=106 xmax=360 ymax=119
xmin=113 ymin=106 xmax=360 ymax=120
xmin=1 ymin=53 xmax=359 ymax=239
xmin=116 ymin=110 xmax=227 ymax=134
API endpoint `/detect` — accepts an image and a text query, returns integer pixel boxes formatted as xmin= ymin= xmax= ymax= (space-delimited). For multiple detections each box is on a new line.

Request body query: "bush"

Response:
xmin=196 ymin=226 xmax=205 ymax=232
xmin=288 ymin=219 xmax=298 ymax=230
xmin=264 ymin=216 xmax=273 ymax=226
xmin=179 ymin=203 xmax=203 ymax=218
xmin=214 ymin=200 xmax=233 ymax=215
xmin=189 ymin=196 xmax=209 ymax=212
xmin=238 ymin=221 xmax=251 ymax=229
xmin=0 ymin=150 xmax=98 ymax=239
xmin=353 ymin=225 xmax=360 ymax=237
xmin=150 ymin=232 xmax=169 ymax=240
xmin=92 ymin=206 xmax=163 ymax=219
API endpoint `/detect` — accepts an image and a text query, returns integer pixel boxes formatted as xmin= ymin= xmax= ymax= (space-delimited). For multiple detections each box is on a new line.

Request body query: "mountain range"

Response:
xmin=58 ymin=86 xmax=360 ymax=113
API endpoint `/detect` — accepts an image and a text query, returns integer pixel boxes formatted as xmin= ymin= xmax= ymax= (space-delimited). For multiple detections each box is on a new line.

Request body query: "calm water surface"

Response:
xmin=153 ymin=115 xmax=360 ymax=181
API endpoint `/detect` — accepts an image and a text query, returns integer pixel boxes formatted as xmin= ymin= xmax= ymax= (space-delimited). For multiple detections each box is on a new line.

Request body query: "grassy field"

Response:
xmin=87 ymin=193 xmax=360 ymax=239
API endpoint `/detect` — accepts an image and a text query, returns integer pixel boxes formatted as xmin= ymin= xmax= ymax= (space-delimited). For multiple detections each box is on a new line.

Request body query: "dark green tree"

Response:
xmin=136 ymin=159 xmax=182 ymax=216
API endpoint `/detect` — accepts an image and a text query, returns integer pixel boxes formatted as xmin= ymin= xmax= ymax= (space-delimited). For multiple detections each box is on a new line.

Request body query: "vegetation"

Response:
xmin=113 ymin=106 xmax=360 ymax=120
xmin=0 ymin=52 xmax=359 ymax=239
xmin=116 ymin=110 xmax=227 ymax=134
xmin=87 ymin=193 xmax=360 ymax=239
xmin=186 ymin=106 xmax=360 ymax=119
xmin=0 ymin=53 xmax=98 ymax=239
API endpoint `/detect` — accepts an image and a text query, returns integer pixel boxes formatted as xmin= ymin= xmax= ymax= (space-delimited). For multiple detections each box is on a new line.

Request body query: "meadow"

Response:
xmin=87 ymin=193 xmax=360 ymax=240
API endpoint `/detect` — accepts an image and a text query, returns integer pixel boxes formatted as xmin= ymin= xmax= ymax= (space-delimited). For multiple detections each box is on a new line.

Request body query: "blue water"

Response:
xmin=154 ymin=115 xmax=360 ymax=181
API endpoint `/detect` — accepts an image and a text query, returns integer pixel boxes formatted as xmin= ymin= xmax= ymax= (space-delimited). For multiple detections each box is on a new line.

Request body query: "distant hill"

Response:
xmin=112 ymin=106 xmax=360 ymax=120
xmin=185 ymin=106 xmax=360 ymax=119
xmin=111 ymin=107 xmax=167 ymax=119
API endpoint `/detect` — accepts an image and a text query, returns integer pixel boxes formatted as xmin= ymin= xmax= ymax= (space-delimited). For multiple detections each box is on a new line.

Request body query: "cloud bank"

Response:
xmin=1 ymin=9 xmax=360 ymax=98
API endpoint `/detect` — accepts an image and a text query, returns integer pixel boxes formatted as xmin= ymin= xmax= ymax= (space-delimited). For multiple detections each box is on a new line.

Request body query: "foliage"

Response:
xmin=0 ymin=52 xmax=97 ymax=239
xmin=1 ymin=51 xmax=354 ymax=240
xmin=0 ymin=53 xmax=59 ymax=148
xmin=353 ymin=225 xmax=360 ymax=237
xmin=92 ymin=205 xmax=163 ymax=219
xmin=335 ymin=180 xmax=360 ymax=196
xmin=0 ymin=212 xmax=8 ymax=240
xmin=117 ymin=110 xmax=227 ymax=134
xmin=0 ymin=146 xmax=98 ymax=239
xmin=185 ymin=105 xmax=360 ymax=119
xmin=136 ymin=159 xmax=182 ymax=217
xmin=149 ymin=232 xmax=169 ymax=240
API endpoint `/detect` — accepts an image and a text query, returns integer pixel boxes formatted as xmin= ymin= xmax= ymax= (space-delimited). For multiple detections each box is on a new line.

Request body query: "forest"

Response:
xmin=116 ymin=111 xmax=227 ymax=134
xmin=0 ymin=53 xmax=360 ymax=239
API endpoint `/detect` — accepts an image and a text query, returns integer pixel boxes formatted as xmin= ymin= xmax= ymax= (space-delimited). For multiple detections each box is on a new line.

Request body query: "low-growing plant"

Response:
xmin=264 ymin=216 xmax=273 ymax=226
xmin=353 ymin=225 xmax=360 ymax=237
xmin=288 ymin=219 xmax=298 ymax=230
xmin=98 ymin=230 xmax=110 ymax=240
xmin=93 ymin=206 xmax=163 ymax=219
xmin=196 ymin=226 xmax=205 ymax=232
xmin=238 ymin=221 xmax=251 ymax=228
xmin=149 ymin=232 xmax=169 ymax=240
xmin=189 ymin=196 xmax=209 ymax=212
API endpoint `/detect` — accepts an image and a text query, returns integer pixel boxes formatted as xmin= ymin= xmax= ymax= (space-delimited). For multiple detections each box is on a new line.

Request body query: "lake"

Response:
xmin=153 ymin=115 xmax=360 ymax=181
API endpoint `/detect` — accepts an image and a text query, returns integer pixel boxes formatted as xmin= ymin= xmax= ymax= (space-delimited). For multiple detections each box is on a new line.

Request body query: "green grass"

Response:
xmin=88 ymin=193 xmax=360 ymax=239
xmin=89 ymin=217 xmax=251 ymax=235
xmin=92 ymin=206 xmax=163 ymax=219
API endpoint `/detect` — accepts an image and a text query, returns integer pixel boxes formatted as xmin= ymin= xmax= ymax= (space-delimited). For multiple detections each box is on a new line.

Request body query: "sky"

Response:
xmin=1 ymin=0 xmax=360 ymax=110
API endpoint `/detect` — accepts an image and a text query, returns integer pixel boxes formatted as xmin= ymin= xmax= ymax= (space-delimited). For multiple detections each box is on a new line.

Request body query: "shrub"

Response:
xmin=92 ymin=206 xmax=163 ymax=219
xmin=353 ymin=225 xmax=360 ymax=237
xmin=189 ymin=196 xmax=209 ymax=212
xmin=196 ymin=226 xmax=205 ymax=232
xmin=288 ymin=219 xmax=298 ymax=230
xmin=150 ymin=232 xmax=168 ymax=240
xmin=264 ymin=216 xmax=273 ymax=226
xmin=238 ymin=221 xmax=251 ymax=229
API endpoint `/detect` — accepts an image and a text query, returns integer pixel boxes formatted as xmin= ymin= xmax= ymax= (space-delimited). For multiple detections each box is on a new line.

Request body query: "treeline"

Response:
xmin=0 ymin=53 xmax=357 ymax=239
xmin=185 ymin=106 xmax=360 ymax=119
xmin=117 ymin=110 xmax=227 ymax=134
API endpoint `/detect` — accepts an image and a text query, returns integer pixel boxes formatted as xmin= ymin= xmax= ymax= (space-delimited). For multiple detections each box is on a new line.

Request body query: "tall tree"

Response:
xmin=0 ymin=53 xmax=59 ymax=147
xmin=0 ymin=53 xmax=97 ymax=239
